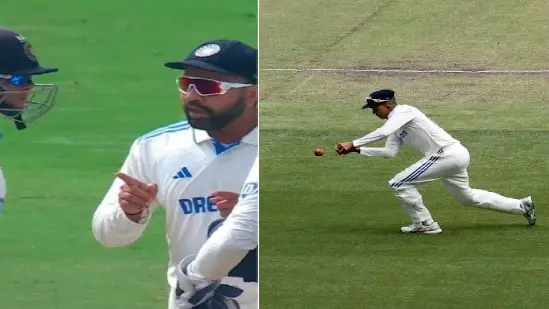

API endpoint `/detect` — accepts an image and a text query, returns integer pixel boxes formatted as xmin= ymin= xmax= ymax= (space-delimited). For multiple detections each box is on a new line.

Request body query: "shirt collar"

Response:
xmin=387 ymin=105 xmax=401 ymax=119
xmin=193 ymin=128 xmax=212 ymax=144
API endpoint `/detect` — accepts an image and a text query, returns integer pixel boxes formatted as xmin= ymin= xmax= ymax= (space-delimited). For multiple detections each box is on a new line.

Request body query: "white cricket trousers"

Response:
xmin=0 ymin=167 xmax=6 ymax=210
xmin=388 ymin=143 xmax=525 ymax=224
xmin=168 ymin=287 xmax=258 ymax=309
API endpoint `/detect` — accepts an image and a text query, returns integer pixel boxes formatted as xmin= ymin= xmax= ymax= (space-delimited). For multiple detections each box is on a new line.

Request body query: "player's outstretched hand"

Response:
xmin=210 ymin=191 xmax=239 ymax=218
xmin=335 ymin=142 xmax=358 ymax=155
xmin=116 ymin=172 xmax=157 ymax=218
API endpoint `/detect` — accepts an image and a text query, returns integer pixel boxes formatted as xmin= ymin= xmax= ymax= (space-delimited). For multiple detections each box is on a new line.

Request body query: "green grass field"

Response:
xmin=0 ymin=1 xmax=256 ymax=308
xmin=260 ymin=1 xmax=549 ymax=308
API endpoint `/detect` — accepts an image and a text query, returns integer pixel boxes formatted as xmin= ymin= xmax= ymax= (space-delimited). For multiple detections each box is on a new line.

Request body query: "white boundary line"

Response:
xmin=261 ymin=68 xmax=549 ymax=74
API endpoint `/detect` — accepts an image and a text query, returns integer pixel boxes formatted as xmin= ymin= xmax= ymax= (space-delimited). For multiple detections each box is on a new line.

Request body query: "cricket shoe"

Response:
xmin=400 ymin=221 xmax=442 ymax=234
xmin=520 ymin=196 xmax=536 ymax=226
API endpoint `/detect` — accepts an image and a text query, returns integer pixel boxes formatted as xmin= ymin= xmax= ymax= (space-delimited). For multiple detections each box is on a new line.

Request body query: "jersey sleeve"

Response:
xmin=359 ymin=133 xmax=403 ymax=158
xmin=186 ymin=156 xmax=259 ymax=282
xmin=91 ymin=138 xmax=157 ymax=247
xmin=352 ymin=106 xmax=416 ymax=147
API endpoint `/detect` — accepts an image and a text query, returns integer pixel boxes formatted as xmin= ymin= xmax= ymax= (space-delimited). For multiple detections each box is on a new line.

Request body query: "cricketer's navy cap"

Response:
xmin=362 ymin=89 xmax=395 ymax=109
xmin=165 ymin=39 xmax=257 ymax=84
xmin=0 ymin=28 xmax=58 ymax=76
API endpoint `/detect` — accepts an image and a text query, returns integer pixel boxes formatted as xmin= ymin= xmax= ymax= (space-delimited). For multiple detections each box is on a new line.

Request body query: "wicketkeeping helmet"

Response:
xmin=0 ymin=28 xmax=59 ymax=130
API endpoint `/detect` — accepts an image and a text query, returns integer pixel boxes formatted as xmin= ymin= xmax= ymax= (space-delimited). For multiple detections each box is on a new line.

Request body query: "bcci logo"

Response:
xmin=194 ymin=44 xmax=221 ymax=57
xmin=15 ymin=34 xmax=37 ymax=62
xmin=240 ymin=182 xmax=258 ymax=199
xmin=23 ymin=43 xmax=37 ymax=62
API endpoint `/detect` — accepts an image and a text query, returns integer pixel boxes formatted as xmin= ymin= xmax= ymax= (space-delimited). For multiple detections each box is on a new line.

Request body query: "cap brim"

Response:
xmin=13 ymin=66 xmax=59 ymax=76
xmin=164 ymin=59 xmax=230 ymax=74
xmin=362 ymin=98 xmax=392 ymax=109
xmin=362 ymin=101 xmax=377 ymax=109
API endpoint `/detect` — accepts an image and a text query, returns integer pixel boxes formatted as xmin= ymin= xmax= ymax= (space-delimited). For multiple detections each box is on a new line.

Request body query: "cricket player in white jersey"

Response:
xmin=0 ymin=28 xmax=59 ymax=210
xmin=174 ymin=155 xmax=258 ymax=309
xmin=336 ymin=89 xmax=535 ymax=234
xmin=92 ymin=39 xmax=258 ymax=308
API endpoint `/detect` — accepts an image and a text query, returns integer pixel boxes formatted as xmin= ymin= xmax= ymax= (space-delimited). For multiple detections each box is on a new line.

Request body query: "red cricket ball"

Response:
xmin=314 ymin=148 xmax=324 ymax=156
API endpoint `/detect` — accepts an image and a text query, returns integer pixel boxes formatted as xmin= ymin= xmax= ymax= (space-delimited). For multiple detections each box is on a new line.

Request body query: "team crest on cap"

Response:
xmin=194 ymin=44 xmax=221 ymax=57
xmin=15 ymin=34 xmax=37 ymax=62
xmin=22 ymin=42 xmax=37 ymax=62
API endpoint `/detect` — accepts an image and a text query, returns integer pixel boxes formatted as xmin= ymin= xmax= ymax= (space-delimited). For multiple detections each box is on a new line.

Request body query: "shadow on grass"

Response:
xmin=319 ymin=221 xmax=537 ymax=236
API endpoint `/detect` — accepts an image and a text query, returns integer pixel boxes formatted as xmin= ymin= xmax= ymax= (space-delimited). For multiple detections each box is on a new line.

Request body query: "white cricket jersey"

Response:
xmin=352 ymin=105 xmax=459 ymax=157
xmin=187 ymin=155 xmax=258 ymax=282
xmin=92 ymin=120 xmax=258 ymax=305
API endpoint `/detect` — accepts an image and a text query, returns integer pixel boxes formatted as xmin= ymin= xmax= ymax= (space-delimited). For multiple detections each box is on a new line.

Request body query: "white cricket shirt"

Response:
xmin=352 ymin=104 xmax=459 ymax=157
xmin=92 ymin=120 xmax=258 ymax=305
xmin=186 ymin=155 xmax=258 ymax=282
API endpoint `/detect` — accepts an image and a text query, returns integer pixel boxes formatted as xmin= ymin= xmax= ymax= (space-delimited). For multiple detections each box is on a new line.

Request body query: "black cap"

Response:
xmin=362 ymin=89 xmax=395 ymax=109
xmin=0 ymin=28 xmax=58 ymax=76
xmin=164 ymin=39 xmax=257 ymax=84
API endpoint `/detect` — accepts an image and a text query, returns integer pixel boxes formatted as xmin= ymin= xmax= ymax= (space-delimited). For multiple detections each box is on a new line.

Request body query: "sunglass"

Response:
xmin=177 ymin=76 xmax=252 ymax=96
xmin=0 ymin=74 xmax=33 ymax=86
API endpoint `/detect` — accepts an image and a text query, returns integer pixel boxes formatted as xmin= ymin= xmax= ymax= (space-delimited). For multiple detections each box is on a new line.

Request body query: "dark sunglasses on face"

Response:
xmin=177 ymin=76 xmax=252 ymax=96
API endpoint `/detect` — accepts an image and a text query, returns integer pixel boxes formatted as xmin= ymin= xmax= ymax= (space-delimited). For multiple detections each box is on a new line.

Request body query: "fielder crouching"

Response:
xmin=336 ymin=89 xmax=535 ymax=234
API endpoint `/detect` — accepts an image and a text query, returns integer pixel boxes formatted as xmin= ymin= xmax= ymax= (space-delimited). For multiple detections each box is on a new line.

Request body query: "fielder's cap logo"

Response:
xmin=22 ymin=42 xmax=37 ymax=62
xmin=368 ymin=89 xmax=395 ymax=101
xmin=15 ymin=34 xmax=37 ymax=62
xmin=164 ymin=39 xmax=257 ymax=84
xmin=194 ymin=44 xmax=221 ymax=57
xmin=362 ymin=89 xmax=395 ymax=109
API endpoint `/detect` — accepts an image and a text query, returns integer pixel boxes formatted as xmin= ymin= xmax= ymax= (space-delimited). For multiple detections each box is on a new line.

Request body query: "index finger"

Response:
xmin=116 ymin=172 xmax=146 ymax=188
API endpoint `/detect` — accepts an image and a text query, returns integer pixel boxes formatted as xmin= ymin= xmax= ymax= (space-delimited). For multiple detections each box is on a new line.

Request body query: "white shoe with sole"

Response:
xmin=400 ymin=221 xmax=442 ymax=234
xmin=520 ymin=196 xmax=536 ymax=226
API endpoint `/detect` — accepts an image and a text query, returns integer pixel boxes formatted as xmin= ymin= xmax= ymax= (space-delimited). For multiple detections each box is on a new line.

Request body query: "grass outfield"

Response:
xmin=0 ymin=1 xmax=256 ymax=308
xmin=259 ymin=1 xmax=549 ymax=308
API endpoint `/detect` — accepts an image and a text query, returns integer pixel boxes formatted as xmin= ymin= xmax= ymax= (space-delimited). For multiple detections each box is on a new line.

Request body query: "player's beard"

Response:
xmin=184 ymin=97 xmax=246 ymax=131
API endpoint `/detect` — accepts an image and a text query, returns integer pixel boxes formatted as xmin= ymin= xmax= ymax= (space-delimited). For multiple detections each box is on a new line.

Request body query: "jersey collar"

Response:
xmin=387 ymin=104 xmax=401 ymax=119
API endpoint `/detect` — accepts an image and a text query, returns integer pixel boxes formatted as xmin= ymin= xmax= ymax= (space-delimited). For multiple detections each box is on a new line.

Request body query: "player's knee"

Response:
xmin=391 ymin=186 xmax=406 ymax=197
xmin=444 ymin=185 xmax=475 ymax=206
xmin=390 ymin=185 xmax=402 ymax=195
xmin=388 ymin=179 xmax=398 ymax=190
xmin=453 ymin=191 xmax=475 ymax=206
xmin=390 ymin=184 xmax=404 ymax=197
xmin=391 ymin=187 xmax=423 ymax=208
xmin=389 ymin=181 xmax=410 ymax=194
